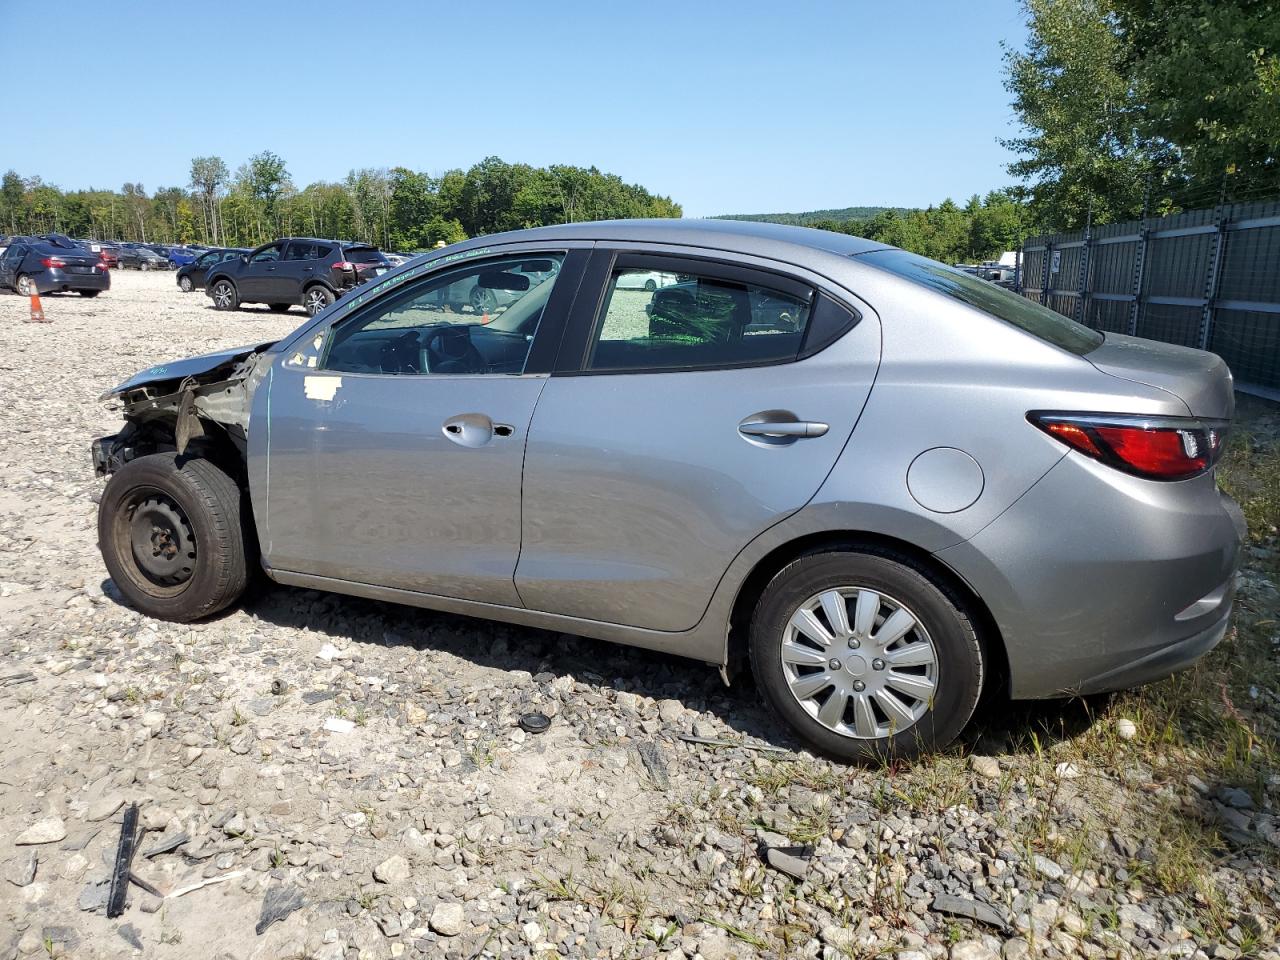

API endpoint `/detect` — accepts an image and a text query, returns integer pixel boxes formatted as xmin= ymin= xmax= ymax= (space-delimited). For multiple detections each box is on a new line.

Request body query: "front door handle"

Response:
xmin=442 ymin=413 xmax=515 ymax=447
xmin=739 ymin=419 xmax=829 ymax=439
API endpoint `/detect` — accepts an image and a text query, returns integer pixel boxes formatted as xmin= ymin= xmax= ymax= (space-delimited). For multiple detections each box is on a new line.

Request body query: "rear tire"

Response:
xmin=98 ymin=453 xmax=251 ymax=622
xmin=268 ymin=303 xmax=291 ymax=313
xmin=210 ymin=279 xmax=239 ymax=311
xmin=16 ymin=274 xmax=34 ymax=296
xmin=749 ymin=549 xmax=983 ymax=762
xmin=178 ymin=275 xmax=194 ymax=293
xmin=79 ymin=290 xmax=100 ymax=298
xmin=304 ymin=285 xmax=334 ymax=317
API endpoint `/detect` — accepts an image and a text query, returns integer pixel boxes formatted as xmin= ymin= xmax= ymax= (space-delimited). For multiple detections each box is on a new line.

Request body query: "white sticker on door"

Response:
xmin=304 ymin=375 xmax=342 ymax=401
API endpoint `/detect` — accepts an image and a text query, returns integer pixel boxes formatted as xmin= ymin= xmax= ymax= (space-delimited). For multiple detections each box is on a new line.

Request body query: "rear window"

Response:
xmin=344 ymin=246 xmax=386 ymax=264
xmin=859 ymin=249 xmax=1103 ymax=355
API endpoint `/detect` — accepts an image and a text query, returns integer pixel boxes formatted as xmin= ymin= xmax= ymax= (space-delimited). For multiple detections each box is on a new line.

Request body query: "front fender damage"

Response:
xmin=93 ymin=345 xmax=276 ymax=477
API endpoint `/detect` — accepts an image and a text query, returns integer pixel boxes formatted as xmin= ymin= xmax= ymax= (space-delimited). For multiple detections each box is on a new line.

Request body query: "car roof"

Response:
xmin=459 ymin=218 xmax=893 ymax=260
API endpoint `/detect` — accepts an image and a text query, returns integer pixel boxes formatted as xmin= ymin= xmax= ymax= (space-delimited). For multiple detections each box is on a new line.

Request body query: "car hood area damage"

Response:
xmin=94 ymin=341 xmax=277 ymax=475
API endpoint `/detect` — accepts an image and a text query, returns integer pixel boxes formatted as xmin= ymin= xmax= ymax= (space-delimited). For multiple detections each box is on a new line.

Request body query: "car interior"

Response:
xmin=323 ymin=261 xmax=558 ymax=376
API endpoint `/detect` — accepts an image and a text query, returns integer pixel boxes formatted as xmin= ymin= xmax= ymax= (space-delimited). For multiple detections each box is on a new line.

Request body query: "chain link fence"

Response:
xmin=1020 ymin=200 xmax=1280 ymax=393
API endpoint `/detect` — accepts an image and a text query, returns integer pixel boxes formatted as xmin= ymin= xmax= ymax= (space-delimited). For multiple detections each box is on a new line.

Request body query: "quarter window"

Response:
xmin=587 ymin=265 xmax=813 ymax=372
xmin=323 ymin=254 xmax=564 ymax=376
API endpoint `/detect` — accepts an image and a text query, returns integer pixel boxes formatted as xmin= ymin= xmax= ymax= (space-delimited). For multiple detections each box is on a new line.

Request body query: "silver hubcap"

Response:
xmin=307 ymin=291 xmax=326 ymax=314
xmin=213 ymin=283 xmax=231 ymax=307
xmin=18 ymin=277 xmax=32 ymax=295
xmin=780 ymin=587 xmax=938 ymax=740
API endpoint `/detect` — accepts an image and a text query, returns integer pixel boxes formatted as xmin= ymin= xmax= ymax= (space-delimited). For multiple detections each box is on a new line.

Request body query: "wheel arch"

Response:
xmin=725 ymin=529 xmax=1010 ymax=697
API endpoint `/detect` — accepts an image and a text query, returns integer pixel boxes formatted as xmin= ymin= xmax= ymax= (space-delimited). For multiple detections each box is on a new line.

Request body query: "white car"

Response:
xmin=615 ymin=269 xmax=679 ymax=292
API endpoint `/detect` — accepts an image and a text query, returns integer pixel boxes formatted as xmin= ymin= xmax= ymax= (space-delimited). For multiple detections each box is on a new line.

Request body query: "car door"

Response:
xmin=253 ymin=246 xmax=589 ymax=604
xmin=276 ymin=240 xmax=322 ymax=302
xmin=238 ymin=242 xmax=283 ymax=300
xmin=515 ymin=249 xmax=881 ymax=632
xmin=0 ymin=243 xmax=25 ymax=287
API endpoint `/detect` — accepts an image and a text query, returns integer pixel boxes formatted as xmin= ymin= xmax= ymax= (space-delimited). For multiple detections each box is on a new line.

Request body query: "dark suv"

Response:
xmin=205 ymin=238 xmax=390 ymax=316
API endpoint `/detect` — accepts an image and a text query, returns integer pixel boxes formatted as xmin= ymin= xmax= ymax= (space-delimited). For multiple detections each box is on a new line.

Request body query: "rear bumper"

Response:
xmin=936 ymin=453 xmax=1245 ymax=700
xmin=36 ymin=269 xmax=110 ymax=293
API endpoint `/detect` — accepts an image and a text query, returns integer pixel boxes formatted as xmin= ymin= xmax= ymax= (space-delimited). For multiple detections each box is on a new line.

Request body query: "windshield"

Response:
xmin=859 ymin=249 xmax=1103 ymax=355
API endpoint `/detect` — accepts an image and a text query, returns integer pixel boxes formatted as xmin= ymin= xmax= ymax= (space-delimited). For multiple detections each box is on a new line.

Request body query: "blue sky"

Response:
xmin=3 ymin=0 xmax=1030 ymax=216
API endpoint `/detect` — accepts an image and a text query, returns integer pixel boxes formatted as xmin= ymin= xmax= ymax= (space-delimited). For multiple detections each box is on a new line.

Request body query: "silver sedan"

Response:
xmin=91 ymin=219 xmax=1243 ymax=761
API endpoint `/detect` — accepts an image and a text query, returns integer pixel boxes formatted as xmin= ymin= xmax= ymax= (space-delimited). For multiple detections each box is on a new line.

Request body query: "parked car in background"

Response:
xmin=383 ymin=252 xmax=414 ymax=268
xmin=176 ymin=247 xmax=248 ymax=292
xmin=204 ymin=238 xmax=390 ymax=316
xmin=615 ymin=268 xmax=679 ymax=292
xmin=0 ymin=235 xmax=110 ymax=296
xmin=168 ymin=247 xmax=199 ymax=269
xmin=89 ymin=219 xmax=1243 ymax=761
xmin=77 ymin=240 xmax=120 ymax=269
xmin=119 ymin=246 xmax=169 ymax=270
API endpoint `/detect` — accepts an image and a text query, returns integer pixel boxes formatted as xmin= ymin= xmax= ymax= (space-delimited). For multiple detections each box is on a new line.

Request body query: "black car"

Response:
xmin=176 ymin=247 xmax=248 ymax=292
xmin=0 ymin=236 xmax=110 ymax=296
xmin=118 ymin=245 xmax=169 ymax=270
xmin=205 ymin=237 xmax=390 ymax=316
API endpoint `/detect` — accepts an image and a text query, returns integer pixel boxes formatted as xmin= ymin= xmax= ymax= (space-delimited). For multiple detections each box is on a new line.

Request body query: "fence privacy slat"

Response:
xmin=1022 ymin=199 xmax=1280 ymax=390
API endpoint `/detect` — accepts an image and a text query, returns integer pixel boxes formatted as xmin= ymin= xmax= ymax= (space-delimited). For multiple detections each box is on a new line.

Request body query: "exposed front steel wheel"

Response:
xmin=98 ymin=453 xmax=251 ymax=622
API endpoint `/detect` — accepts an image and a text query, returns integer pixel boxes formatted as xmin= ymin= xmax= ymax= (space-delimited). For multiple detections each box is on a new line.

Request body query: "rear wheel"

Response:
xmin=79 ymin=290 xmax=100 ymax=298
xmin=749 ymin=549 xmax=983 ymax=761
xmin=98 ymin=453 xmax=251 ymax=622
xmin=470 ymin=286 xmax=495 ymax=313
xmin=16 ymin=274 xmax=35 ymax=296
xmin=304 ymin=285 xmax=334 ymax=317
xmin=178 ymin=275 xmax=194 ymax=293
xmin=268 ymin=303 xmax=291 ymax=313
xmin=210 ymin=279 xmax=239 ymax=311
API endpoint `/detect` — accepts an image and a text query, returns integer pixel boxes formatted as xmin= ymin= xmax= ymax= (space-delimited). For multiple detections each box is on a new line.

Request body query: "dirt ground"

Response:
xmin=0 ymin=270 xmax=1277 ymax=960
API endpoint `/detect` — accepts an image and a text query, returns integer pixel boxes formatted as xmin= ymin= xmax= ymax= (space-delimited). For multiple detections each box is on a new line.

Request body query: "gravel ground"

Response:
xmin=1 ymin=270 xmax=1277 ymax=960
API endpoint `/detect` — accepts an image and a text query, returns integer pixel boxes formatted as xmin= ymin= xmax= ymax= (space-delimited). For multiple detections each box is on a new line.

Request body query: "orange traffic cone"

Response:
xmin=481 ymin=310 xmax=490 ymax=325
xmin=27 ymin=290 xmax=48 ymax=323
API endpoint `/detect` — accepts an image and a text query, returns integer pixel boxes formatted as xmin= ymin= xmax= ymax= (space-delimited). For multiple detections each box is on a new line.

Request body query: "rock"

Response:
xmin=374 ymin=855 xmax=411 ymax=884
xmin=1218 ymin=786 xmax=1254 ymax=810
xmin=14 ymin=817 xmax=66 ymax=845
xmin=932 ymin=893 xmax=1011 ymax=934
xmin=970 ymin=755 xmax=1001 ymax=780
xmin=323 ymin=717 xmax=355 ymax=734
xmin=1054 ymin=761 xmax=1082 ymax=780
xmin=429 ymin=902 xmax=465 ymax=937
xmin=5 ymin=851 xmax=37 ymax=887
xmin=763 ymin=846 xmax=810 ymax=880
xmin=87 ymin=793 xmax=126 ymax=821
xmin=404 ymin=702 xmax=428 ymax=725
xmin=1032 ymin=854 xmax=1064 ymax=880
xmin=657 ymin=699 xmax=685 ymax=724
xmin=1115 ymin=718 xmax=1137 ymax=740
xmin=951 ymin=941 xmax=998 ymax=960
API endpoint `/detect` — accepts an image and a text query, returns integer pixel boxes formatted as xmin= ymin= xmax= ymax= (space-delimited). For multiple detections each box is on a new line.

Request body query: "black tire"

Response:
xmin=267 ymin=303 xmax=291 ymax=313
xmin=469 ymin=285 xmax=493 ymax=313
xmin=749 ymin=549 xmax=983 ymax=762
xmin=141 ymin=261 xmax=151 ymax=271
xmin=15 ymin=274 xmax=34 ymax=297
xmin=210 ymin=278 xmax=239 ymax=311
xmin=98 ymin=453 xmax=251 ymax=622
xmin=79 ymin=290 xmax=100 ymax=298
xmin=304 ymin=285 xmax=334 ymax=317
xmin=644 ymin=278 xmax=657 ymax=292
xmin=178 ymin=275 xmax=194 ymax=293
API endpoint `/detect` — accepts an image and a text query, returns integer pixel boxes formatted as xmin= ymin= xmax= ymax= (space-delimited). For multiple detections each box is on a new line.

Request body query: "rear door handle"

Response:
xmin=739 ymin=419 xmax=829 ymax=439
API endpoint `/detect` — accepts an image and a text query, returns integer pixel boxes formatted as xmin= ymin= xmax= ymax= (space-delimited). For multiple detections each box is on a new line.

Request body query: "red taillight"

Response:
xmin=41 ymin=256 xmax=66 ymax=269
xmin=331 ymin=260 xmax=355 ymax=271
xmin=1029 ymin=412 xmax=1228 ymax=481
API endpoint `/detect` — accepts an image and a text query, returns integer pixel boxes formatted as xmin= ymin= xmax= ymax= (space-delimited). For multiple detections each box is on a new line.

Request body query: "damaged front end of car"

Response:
xmin=92 ymin=342 xmax=278 ymax=479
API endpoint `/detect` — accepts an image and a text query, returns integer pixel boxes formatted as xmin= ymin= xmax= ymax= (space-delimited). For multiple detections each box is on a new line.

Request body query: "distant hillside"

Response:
xmin=715 ymin=206 xmax=912 ymax=226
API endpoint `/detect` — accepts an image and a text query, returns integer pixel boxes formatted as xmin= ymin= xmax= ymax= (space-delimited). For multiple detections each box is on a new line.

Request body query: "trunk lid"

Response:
xmin=1086 ymin=333 xmax=1234 ymax=420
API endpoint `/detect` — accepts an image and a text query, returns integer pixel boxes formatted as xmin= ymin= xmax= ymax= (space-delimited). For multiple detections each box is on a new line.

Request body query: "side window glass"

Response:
xmin=323 ymin=254 xmax=564 ymax=376
xmin=284 ymin=242 xmax=317 ymax=261
xmin=196 ymin=253 xmax=215 ymax=267
xmin=222 ymin=251 xmax=241 ymax=262
xmin=587 ymin=265 xmax=812 ymax=372
xmin=251 ymin=245 xmax=281 ymax=263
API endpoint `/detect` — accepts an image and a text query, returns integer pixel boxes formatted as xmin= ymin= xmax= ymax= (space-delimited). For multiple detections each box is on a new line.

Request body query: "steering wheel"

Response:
xmin=422 ymin=326 xmax=487 ymax=374
xmin=377 ymin=330 xmax=422 ymax=374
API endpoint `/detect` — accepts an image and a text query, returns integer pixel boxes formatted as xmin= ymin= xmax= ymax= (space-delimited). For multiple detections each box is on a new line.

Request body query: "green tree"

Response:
xmin=1002 ymin=0 xmax=1150 ymax=229
xmin=189 ymin=156 xmax=229 ymax=244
